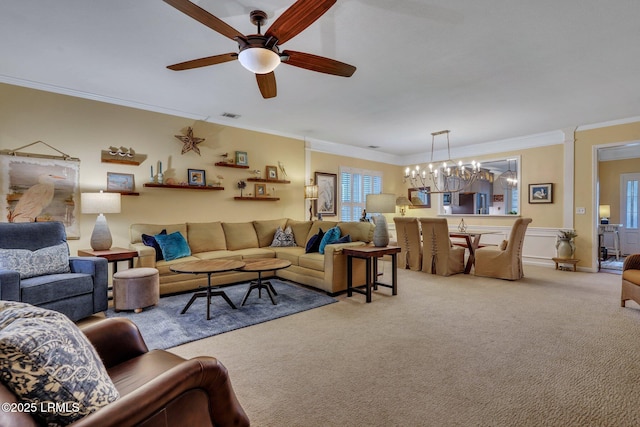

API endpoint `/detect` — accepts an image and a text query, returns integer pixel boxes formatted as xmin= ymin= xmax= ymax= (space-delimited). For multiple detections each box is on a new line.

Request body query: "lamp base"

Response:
xmin=371 ymin=214 xmax=389 ymax=247
xmin=90 ymin=214 xmax=113 ymax=251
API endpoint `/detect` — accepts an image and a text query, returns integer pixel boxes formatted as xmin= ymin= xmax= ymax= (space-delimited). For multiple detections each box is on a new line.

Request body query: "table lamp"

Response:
xmin=599 ymin=205 xmax=610 ymax=224
xmin=395 ymin=196 xmax=413 ymax=216
xmin=304 ymin=180 xmax=318 ymax=221
xmin=366 ymin=193 xmax=396 ymax=246
xmin=81 ymin=191 xmax=121 ymax=250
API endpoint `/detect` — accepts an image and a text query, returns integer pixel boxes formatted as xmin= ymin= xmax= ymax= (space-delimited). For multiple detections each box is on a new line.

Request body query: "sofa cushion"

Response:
xmin=299 ymin=253 xmax=325 ymax=272
xmin=319 ymin=226 xmax=341 ymax=254
xmin=20 ymin=273 xmax=94 ymax=306
xmin=142 ymin=229 xmax=166 ymax=261
xmin=222 ymin=222 xmax=259 ymax=250
xmin=285 ymin=219 xmax=313 ymax=247
xmin=337 ymin=222 xmax=374 ymax=243
xmin=254 ymin=219 xmax=288 ymax=247
xmin=0 ymin=242 xmax=70 ymax=279
xmin=155 ymin=231 xmax=192 ymax=261
xmin=271 ymin=247 xmax=304 ymax=266
xmin=0 ymin=301 xmax=119 ymax=427
xmin=305 ymin=228 xmax=325 ymax=253
xmin=187 ymin=222 xmax=227 ymax=253
xmin=271 ymin=226 xmax=297 ymax=247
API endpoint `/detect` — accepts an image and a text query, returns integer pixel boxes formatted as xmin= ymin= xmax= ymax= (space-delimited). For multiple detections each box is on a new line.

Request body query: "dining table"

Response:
xmin=449 ymin=230 xmax=501 ymax=274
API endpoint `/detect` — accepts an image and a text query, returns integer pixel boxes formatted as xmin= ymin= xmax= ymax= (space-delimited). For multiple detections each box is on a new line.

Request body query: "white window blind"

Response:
xmin=340 ymin=167 xmax=383 ymax=221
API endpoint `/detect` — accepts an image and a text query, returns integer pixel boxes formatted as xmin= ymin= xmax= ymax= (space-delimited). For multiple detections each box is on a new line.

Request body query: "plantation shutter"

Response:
xmin=340 ymin=167 xmax=383 ymax=221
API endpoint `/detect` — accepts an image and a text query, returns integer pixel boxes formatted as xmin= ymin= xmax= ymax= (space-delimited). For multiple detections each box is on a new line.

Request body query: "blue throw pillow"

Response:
xmin=336 ymin=234 xmax=352 ymax=244
xmin=154 ymin=231 xmax=191 ymax=261
xmin=319 ymin=226 xmax=341 ymax=254
xmin=142 ymin=229 xmax=166 ymax=261
xmin=305 ymin=228 xmax=324 ymax=253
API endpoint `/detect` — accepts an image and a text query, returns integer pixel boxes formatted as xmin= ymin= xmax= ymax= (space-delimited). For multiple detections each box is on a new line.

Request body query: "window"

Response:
xmin=340 ymin=167 xmax=383 ymax=221
xmin=626 ymin=179 xmax=638 ymax=229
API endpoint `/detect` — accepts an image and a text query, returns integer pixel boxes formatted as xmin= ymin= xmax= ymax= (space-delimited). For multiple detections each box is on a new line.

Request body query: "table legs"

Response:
xmin=347 ymin=254 xmax=398 ymax=303
xmin=241 ymin=271 xmax=278 ymax=306
xmin=181 ymin=272 xmax=237 ymax=320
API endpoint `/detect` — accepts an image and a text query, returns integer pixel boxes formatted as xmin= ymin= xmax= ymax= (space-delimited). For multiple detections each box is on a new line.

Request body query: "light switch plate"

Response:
xmin=576 ymin=207 xmax=586 ymax=214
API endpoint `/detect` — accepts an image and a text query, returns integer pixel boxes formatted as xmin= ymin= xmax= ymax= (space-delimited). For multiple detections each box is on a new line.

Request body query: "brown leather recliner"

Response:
xmin=0 ymin=317 xmax=250 ymax=427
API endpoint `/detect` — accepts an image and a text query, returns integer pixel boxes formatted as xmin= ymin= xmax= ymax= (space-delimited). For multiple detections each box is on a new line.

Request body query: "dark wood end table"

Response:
xmin=77 ymin=247 xmax=138 ymax=274
xmin=170 ymin=259 xmax=245 ymax=320
xmin=343 ymin=245 xmax=401 ymax=303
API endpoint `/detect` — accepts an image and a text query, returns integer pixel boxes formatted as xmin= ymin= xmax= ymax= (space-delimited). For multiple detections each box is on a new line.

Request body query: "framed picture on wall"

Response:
xmin=106 ymin=172 xmax=135 ymax=193
xmin=528 ymin=183 xmax=553 ymax=204
xmin=255 ymin=183 xmax=266 ymax=197
xmin=235 ymin=151 xmax=248 ymax=166
xmin=314 ymin=171 xmax=337 ymax=216
xmin=266 ymin=165 xmax=278 ymax=180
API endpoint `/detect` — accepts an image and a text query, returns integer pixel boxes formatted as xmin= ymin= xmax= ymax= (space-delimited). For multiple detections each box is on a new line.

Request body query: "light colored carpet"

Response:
xmin=170 ymin=265 xmax=640 ymax=427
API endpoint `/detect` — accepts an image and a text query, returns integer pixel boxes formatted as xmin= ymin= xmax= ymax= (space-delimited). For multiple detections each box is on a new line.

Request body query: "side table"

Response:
xmin=552 ymin=257 xmax=580 ymax=272
xmin=343 ymin=245 xmax=401 ymax=303
xmin=77 ymin=247 xmax=138 ymax=274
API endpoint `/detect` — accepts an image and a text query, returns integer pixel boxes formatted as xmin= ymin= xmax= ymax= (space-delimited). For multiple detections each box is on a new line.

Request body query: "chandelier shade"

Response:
xmin=498 ymin=159 xmax=518 ymax=190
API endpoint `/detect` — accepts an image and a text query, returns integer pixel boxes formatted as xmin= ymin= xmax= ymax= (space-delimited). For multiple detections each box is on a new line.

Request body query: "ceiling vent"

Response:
xmin=221 ymin=112 xmax=241 ymax=119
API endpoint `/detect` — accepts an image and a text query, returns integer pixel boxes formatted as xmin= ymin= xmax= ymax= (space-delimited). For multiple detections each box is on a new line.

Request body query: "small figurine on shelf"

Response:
xmin=237 ymin=180 xmax=247 ymax=196
xmin=360 ymin=209 xmax=369 ymax=222
xmin=458 ymin=218 xmax=467 ymax=232
xmin=157 ymin=161 xmax=164 ymax=185
xmin=149 ymin=165 xmax=155 ymax=183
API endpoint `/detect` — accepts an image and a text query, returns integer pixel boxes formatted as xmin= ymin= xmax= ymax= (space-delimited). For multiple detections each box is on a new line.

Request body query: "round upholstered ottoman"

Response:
xmin=113 ymin=267 xmax=159 ymax=313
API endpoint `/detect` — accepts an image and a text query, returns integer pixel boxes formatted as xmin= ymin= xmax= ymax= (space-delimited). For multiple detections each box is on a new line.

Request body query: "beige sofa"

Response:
xmin=129 ymin=219 xmax=374 ymax=295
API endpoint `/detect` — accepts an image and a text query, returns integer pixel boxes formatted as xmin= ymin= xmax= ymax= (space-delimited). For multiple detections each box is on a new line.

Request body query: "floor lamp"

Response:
xmin=81 ymin=191 xmax=121 ymax=251
xmin=304 ymin=181 xmax=318 ymax=221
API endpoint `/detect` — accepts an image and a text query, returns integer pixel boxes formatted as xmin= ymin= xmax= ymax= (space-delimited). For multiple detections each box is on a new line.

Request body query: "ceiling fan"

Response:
xmin=163 ymin=0 xmax=357 ymax=99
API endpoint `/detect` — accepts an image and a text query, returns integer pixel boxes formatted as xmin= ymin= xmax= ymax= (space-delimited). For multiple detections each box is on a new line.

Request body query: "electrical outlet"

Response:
xmin=576 ymin=207 xmax=586 ymax=214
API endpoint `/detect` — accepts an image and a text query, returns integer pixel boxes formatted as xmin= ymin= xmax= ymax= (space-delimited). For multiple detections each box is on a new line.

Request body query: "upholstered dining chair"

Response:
xmin=474 ymin=217 xmax=533 ymax=280
xmin=419 ymin=218 xmax=465 ymax=276
xmin=393 ymin=217 xmax=422 ymax=270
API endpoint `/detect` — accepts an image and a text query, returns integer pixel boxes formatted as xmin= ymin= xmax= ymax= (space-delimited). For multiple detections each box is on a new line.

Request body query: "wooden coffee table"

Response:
xmin=238 ymin=258 xmax=292 ymax=305
xmin=170 ymin=259 xmax=245 ymax=320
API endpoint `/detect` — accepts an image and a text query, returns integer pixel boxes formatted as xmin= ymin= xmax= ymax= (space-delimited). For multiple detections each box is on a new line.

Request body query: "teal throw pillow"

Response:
xmin=154 ymin=231 xmax=191 ymax=261
xmin=319 ymin=226 xmax=341 ymax=254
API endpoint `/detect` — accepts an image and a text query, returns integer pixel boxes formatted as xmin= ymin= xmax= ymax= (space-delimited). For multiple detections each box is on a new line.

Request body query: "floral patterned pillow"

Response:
xmin=0 ymin=301 xmax=119 ymax=426
xmin=0 ymin=243 xmax=70 ymax=279
xmin=271 ymin=226 xmax=297 ymax=247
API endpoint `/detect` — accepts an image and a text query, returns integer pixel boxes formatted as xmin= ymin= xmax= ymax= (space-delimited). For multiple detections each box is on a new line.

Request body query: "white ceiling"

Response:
xmin=2 ymin=0 xmax=640 ymax=159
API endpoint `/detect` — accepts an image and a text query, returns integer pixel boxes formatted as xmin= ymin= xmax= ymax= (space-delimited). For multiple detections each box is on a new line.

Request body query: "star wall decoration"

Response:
xmin=174 ymin=127 xmax=205 ymax=155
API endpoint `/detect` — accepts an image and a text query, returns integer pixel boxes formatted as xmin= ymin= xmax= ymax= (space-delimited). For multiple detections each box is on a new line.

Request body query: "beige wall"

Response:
xmin=575 ymin=122 xmax=640 ymax=268
xmin=599 ymin=158 xmax=640 ymax=223
xmin=0 ymin=84 xmax=306 ymax=253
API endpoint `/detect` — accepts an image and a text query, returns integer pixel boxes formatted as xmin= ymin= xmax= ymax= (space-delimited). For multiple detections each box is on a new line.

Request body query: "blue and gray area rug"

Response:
xmin=106 ymin=280 xmax=336 ymax=350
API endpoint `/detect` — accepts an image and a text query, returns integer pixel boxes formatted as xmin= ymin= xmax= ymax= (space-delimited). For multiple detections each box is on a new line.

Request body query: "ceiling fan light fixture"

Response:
xmin=238 ymin=47 xmax=281 ymax=74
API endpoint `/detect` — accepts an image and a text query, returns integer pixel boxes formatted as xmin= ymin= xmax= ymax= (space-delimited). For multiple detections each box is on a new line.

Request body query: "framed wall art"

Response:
xmin=314 ymin=171 xmax=337 ymax=216
xmin=255 ymin=183 xmax=266 ymax=197
xmin=266 ymin=165 xmax=278 ymax=180
xmin=235 ymin=151 xmax=248 ymax=166
xmin=188 ymin=169 xmax=206 ymax=186
xmin=408 ymin=188 xmax=430 ymax=209
xmin=0 ymin=154 xmax=80 ymax=238
xmin=106 ymin=172 xmax=135 ymax=193
xmin=528 ymin=183 xmax=553 ymax=204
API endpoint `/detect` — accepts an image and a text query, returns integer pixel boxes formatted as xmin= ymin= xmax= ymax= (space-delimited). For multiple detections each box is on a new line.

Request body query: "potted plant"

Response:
xmin=556 ymin=229 xmax=577 ymax=259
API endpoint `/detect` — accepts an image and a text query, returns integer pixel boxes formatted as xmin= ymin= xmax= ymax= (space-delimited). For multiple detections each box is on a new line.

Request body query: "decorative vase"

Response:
xmin=372 ymin=214 xmax=389 ymax=247
xmin=556 ymin=238 xmax=575 ymax=259
xmin=458 ymin=218 xmax=467 ymax=232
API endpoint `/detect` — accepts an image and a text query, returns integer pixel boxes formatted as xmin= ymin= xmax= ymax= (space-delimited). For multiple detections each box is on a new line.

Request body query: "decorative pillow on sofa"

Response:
xmin=0 ymin=301 xmax=119 ymax=427
xmin=154 ymin=231 xmax=191 ymax=261
xmin=271 ymin=226 xmax=297 ymax=247
xmin=0 ymin=242 xmax=70 ymax=279
xmin=319 ymin=226 xmax=341 ymax=254
xmin=305 ymin=228 xmax=324 ymax=253
xmin=336 ymin=234 xmax=352 ymax=244
xmin=142 ymin=229 xmax=167 ymax=261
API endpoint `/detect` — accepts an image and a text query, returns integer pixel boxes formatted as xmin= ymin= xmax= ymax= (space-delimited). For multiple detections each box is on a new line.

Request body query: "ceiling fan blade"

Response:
xmin=163 ymin=0 xmax=244 ymax=41
xmin=265 ymin=0 xmax=336 ymax=45
xmin=282 ymin=50 xmax=356 ymax=77
xmin=167 ymin=53 xmax=237 ymax=71
xmin=256 ymin=72 xmax=277 ymax=99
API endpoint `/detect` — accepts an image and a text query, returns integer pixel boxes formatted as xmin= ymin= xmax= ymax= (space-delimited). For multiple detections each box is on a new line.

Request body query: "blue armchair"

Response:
xmin=0 ymin=222 xmax=108 ymax=321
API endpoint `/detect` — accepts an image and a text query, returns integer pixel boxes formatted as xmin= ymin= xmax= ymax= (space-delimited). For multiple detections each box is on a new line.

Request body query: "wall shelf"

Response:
xmin=144 ymin=183 xmax=224 ymax=190
xmin=101 ymin=150 xmax=147 ymax=165
xmin=247 ymin=177 xmax=291 ymax=184
xmin=106 ymin=190 xmax=139 ymax=196
xmin=215 ymin=162 xmax=249 ymax=169
xmin=234 ymin=196 xmax=280 ymax=201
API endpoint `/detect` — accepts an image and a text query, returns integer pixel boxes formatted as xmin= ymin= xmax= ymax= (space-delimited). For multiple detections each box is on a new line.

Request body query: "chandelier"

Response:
xmin=403 ymin=130 xmax=481 ymax=194
xmin=499 ymin=158 xmax=518 ymax=190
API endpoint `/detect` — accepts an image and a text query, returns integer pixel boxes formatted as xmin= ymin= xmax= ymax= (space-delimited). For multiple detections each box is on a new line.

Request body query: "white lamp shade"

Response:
xmin=366 ymin=193 xmax=396 ymax=213
xmin=238 ymin=48 xmax=280 ymax=74
xmin=81 ymin=192 xmax=121 ymax=214
xmin=599 ymin=205 xmax=611 ymax=218
xmin=304 ymin=184 xmax=318 ymax=200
